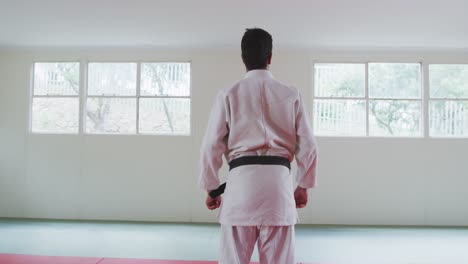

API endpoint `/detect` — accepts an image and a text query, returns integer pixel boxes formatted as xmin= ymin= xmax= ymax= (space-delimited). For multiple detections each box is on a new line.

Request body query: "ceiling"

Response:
xmin=0 ymin=0 xmax=467 ymax=50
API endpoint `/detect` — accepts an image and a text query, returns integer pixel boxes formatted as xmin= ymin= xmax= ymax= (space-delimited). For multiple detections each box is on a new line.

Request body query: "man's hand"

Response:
xmin=294 ymin=186 xmax=308 ymax=208
xmin=206 ymin=194 xmax=222 ymax=210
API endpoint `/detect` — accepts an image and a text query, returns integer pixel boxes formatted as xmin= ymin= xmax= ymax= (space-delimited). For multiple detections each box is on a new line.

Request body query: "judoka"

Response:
xmin=199 ymin=28 xmax=318 ymax=264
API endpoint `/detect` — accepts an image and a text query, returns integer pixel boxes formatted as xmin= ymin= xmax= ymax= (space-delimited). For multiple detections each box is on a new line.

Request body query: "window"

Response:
xmin=31 ymin=62 xmax=80 ymax=133
xmin=86 ymin=62 xmax=190 ymax=135
xmin=429 ymin=64 xmax=468 ymax=137
xmin=86 ymin=63 xmax=138 ymax=134
xmin=139 ymin=63 xmax=191 ymax=134
xmin=31 ymin=62 xmax=191 ymax=135
xmin=368 ymin=63 xmax=422 ymax=137
xmin=314 ymin=63 xmax=366 ymax=136
xmin=314 ymin=63 xmax=422 ymax=137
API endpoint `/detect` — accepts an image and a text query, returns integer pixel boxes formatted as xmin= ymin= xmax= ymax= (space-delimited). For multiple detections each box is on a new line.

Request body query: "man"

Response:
xmin=199 ymin=28 xmax=318 ymax=264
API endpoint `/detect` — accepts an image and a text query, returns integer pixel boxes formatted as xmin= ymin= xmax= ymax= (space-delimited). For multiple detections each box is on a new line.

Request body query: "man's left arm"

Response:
xmin=294 ymin=92 xmax=318 ymax=208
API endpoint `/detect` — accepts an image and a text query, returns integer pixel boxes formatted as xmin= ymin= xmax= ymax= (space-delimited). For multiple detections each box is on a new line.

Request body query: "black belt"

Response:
xmin=209 ymin=156 xmax=291 ymax=198
xmin=229 ymin=155 xmax=291 ymax=171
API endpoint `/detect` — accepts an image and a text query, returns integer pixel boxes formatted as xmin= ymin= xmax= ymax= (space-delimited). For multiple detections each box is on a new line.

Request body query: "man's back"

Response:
xmin=222 ymin=70 xmax=301 ymax=162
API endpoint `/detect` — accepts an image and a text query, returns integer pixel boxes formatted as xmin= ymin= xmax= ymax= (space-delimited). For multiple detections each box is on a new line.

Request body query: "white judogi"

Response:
xmin=199 ymin=70 xmax=318 ymax=264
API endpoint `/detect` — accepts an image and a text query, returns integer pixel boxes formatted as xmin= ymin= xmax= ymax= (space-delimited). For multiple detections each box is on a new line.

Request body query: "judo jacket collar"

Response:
xmin=243 ymin=69 xmax=274 ymax=80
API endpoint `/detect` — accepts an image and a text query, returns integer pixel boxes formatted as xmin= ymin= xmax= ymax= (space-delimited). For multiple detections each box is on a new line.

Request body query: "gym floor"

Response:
xmin=1 ymin=218 xmax=467 ymax=263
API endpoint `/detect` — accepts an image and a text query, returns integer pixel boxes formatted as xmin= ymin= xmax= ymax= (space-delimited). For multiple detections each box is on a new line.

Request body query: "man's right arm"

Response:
xmin=198 ymin=91 xmax=230 ymax=193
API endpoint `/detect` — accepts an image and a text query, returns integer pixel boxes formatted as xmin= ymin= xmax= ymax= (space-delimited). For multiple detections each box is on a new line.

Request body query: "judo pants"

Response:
xmin=219 ymin=225 xmax=295 ymax=264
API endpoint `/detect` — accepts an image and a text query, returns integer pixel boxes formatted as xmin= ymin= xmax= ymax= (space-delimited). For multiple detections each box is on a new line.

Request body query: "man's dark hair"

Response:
xmin=241 ymin=28 xmax=273 ymax=70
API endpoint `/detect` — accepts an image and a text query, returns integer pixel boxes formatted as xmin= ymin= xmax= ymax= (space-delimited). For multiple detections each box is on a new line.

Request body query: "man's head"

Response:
xmin=241 ymin=28 xmax=273 ymax=71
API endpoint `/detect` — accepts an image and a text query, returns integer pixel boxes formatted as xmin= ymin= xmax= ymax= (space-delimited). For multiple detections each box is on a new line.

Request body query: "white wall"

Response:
xmin=1 ymin=48 xmax=468 ymax=226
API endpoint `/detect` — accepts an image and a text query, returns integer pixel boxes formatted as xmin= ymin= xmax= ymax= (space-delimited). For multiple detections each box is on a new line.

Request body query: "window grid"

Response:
xmin=423 ymin=62 xmax=430 ymax=138
xmin=365 ymin=63 xmax=370 ymax=136
xmin=313 ymin=63 xmax=367 ymax=137
xmin=313 ymin=62 xmax=424 ymax=137
xmin=85 ymin=62 xmax=138 ymax=134
xmin=428 ymin=64 xmax=468 ymax=138
xmin=136 ymin=62 xmax=141 ymax=135
xmin=79 ymin=60 xmax=87 ymax=134
xmin=429 ymin=98 xmax=468 ymax=101
xmin=31 ymin=62 xmax=81 ymax=134
xmin=84 ymin=62 xmax=191 ymax=135
xmin=139 ymin=63 xmax=191 ymax=135
xmin=31 ymin=61 xmax=191 ymax=135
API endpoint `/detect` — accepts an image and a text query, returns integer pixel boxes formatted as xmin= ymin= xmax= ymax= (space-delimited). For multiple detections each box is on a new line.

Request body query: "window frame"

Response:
xmin=30 ymin=60 xmax=192 ymax=136
xmin=313 ymin=62 xmax=367 ymax=137
xmin=30 ymin=61 xmax=82 ymax=135
xmin=137 ymin=62 xmax=192 ymax=135
xmin=85 ymin=62 xmax=139 ymax=135
xmin=84 ymin=61 xmax=192 ymax=136
xmin=427 ymin=63 xmax=468 ymax=138
xmin=313 ymin=62 xmax=424 ymax=138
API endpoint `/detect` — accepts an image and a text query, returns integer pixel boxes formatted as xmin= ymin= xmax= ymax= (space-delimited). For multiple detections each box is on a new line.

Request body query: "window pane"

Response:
xmin=369 ymin=63 xmax=421 ymax=99
xmin=32 ymin=98 xmax=79 ymax=133
xmin=34 ymin=63 xmax=79 ymax=95
xmin=87 ymin=63 xmax=137 ymax=96
xmin=314 ymin=99 xmax=366 ymax=136
xmin=85 ymin=98 xmax=136 ymax=134
xmin=314 ymin=63 xmax=365 ymax=97
xmin=141 ymin=63 xmax=190 ymax=96
xmin=139 ymin=98 xmax=190 ymax=135
xmin=429 ymin=64 xmax=468 ymax=99
xmin=369 ymin=100 xmax=421 ymax=137
xmin=430 ymin=100 xmax=468 ymax=137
